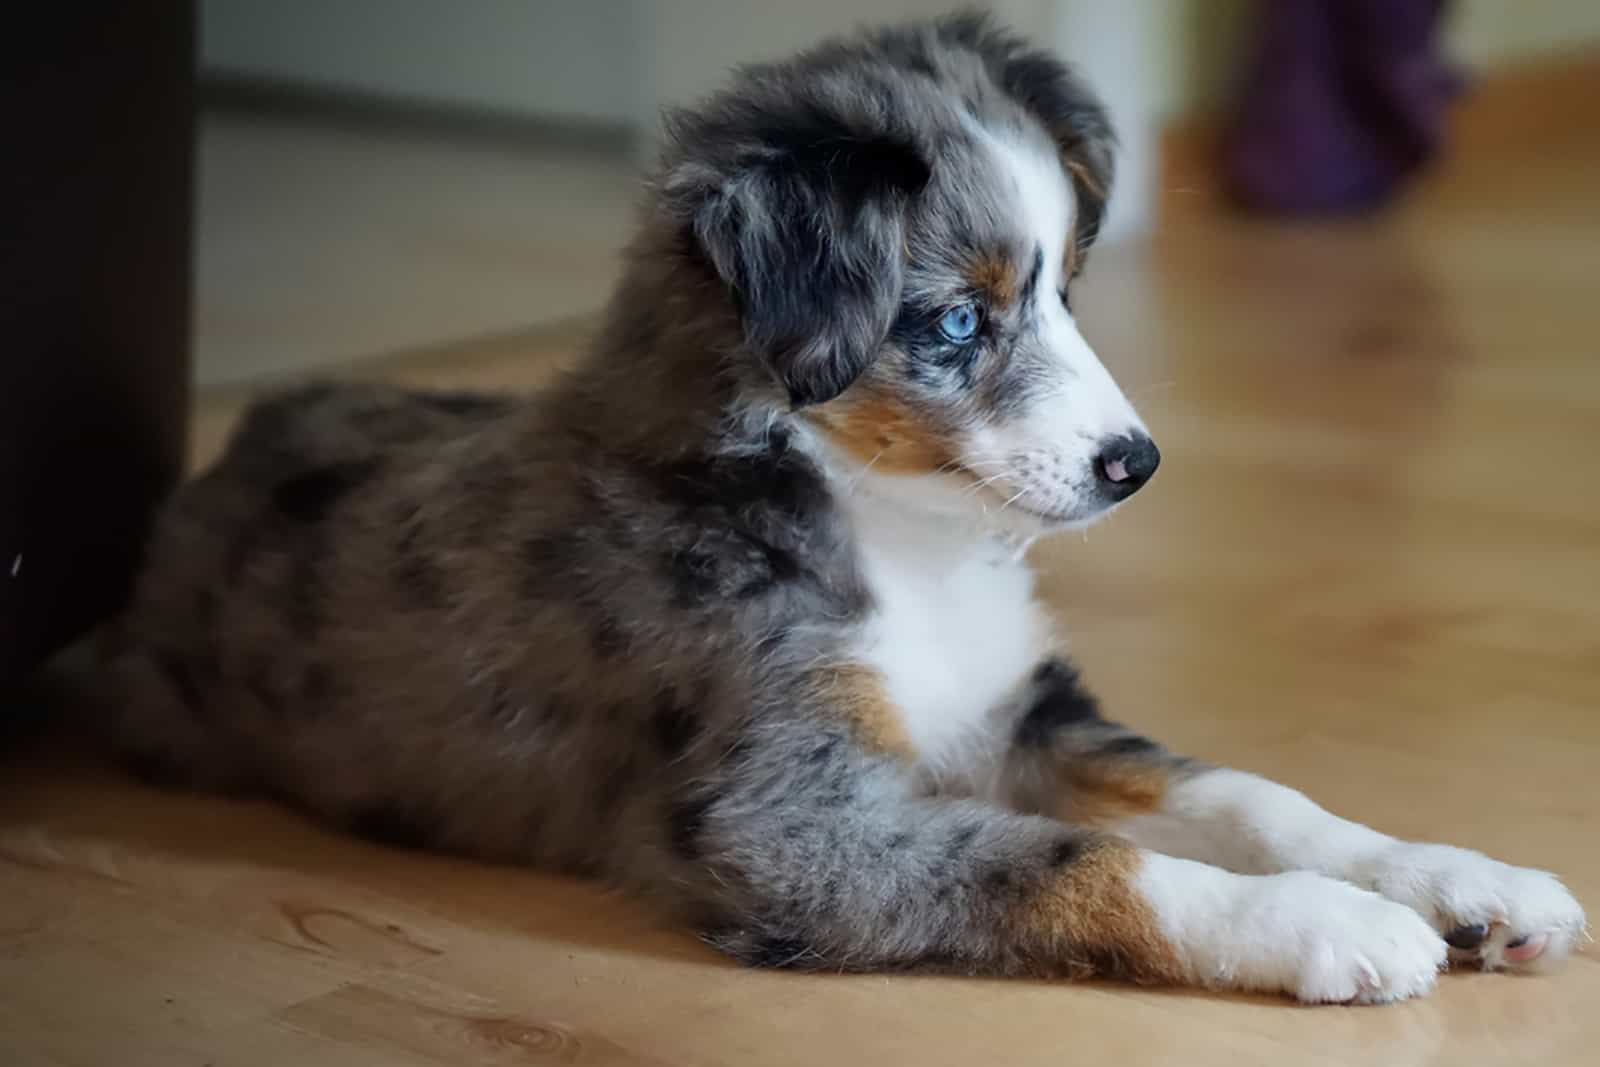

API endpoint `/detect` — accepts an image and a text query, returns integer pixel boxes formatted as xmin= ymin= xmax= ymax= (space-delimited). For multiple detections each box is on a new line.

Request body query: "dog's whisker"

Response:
xmin=843 ymin=449 xmax=887 ymax=495
xmin=935 ymin=452 xmax=1017 ymax=475
xmin=956 ymin=470 xmax=1022 ymax=500
xmin=997 ymin=486 xmax=1030 ymax=514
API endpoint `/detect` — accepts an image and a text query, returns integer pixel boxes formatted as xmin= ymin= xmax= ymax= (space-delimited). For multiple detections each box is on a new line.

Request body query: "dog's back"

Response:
xmin=101 ymin=383 xmax=665 ymax=864
xmin=101 ymin=377 xmax=870 ymax=906
xmin=102 ymin=384 xmax=508 ymax=788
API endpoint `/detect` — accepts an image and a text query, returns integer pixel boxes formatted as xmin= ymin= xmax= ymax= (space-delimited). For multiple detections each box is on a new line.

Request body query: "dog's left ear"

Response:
xmin=663 ymin=97 xmax=931 ymax=407
xmin=937 ymin=14 xmax=1116 ymax=255
xmin=998 ymin=50 xmax=1115 ymax=254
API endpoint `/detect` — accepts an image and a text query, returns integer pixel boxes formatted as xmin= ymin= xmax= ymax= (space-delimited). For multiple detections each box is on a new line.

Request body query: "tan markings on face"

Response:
xmin=1063 ymin=158 xmax=1105 ymax=202
xmin=806 ymin=381 xmax=959 ymax=475
xmin=1062 ymin=218 xmax=1081 ymax=281
xmin=964 ymin=251 xmax=1018 ymax=308
xmin=1062 ymin=160 xmax=1102 ymax=279
xmin=1056 ymin=758 xmax=1175 ymax=828
xmin=1009 ymin=837 xmax=1186 ymax=983
xmin=811 ymin=662 xmax=914 ymax=760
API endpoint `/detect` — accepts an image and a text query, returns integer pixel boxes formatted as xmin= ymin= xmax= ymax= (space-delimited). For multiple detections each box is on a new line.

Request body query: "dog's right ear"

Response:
xmin=662 ymin=96 xmax=931 ymax=408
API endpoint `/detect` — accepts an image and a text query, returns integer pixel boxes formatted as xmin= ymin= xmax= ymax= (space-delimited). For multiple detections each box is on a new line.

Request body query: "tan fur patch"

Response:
xmin=1058 ymin=759 xmax=1174 ymax=827
xmin=806 ymin=383 xmax=958 ymax=475
xmin=1060 ymin=158 xmax=1104 ymax=281
xmin=965 ymin=252 xmax=1018 ymax=307
xmin=1010 ymin=837 xmax=1186 ymax=983
xmin=1063 ymin=157 xmax=1106 ymax=202
xmin=811 ymin=662 xmax=915 ymax=761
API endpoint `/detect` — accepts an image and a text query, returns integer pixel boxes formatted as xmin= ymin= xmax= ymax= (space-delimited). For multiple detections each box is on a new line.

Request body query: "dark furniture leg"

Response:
xmin=2 ymin=5 xmax=195 ymax=690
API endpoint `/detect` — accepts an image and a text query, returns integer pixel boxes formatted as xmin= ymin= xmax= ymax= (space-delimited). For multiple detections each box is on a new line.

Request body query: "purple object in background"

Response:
xmin=1226 ymin=0 xmax=1463 ymax=214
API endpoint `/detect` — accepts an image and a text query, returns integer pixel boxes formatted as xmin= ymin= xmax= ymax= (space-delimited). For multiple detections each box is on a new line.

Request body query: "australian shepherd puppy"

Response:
xmin=105 ymin=15 xmax=1582 ymax=1002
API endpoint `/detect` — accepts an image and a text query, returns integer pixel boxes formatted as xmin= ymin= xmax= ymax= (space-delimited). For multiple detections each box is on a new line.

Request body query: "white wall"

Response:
xmin=1448 ymin=0 xmax=1600 ymax=68
xmin=635 ymin=0 xmax=1048 ymax=114
xmin=203 ymin=1 xmax=1600 ymax=132
xmin=201 ymin=0 xmax=641 ymax=128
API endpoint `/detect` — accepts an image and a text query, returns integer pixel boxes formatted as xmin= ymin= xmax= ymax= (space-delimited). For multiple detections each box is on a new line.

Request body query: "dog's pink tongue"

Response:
xmin=1103 ymin=457 xmax=1129 ymax=483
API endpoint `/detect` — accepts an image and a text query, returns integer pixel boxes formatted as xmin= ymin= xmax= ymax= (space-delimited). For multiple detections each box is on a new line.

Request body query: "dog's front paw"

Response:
xmin=1356 ymin=843 xmax=1587 ymax=973
xmin=1234 ymin=871 xmax=1447 ymax=1004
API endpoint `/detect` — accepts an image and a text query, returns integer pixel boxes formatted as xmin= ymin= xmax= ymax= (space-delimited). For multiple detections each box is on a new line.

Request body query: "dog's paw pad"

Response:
xmin=1362 ymin=843 xmax=1586 ymax=975
xmin=1504 ymin=932 xmax=1547 ymax=965
xmin=1443 ymin=922 xmax=1489 ymax=950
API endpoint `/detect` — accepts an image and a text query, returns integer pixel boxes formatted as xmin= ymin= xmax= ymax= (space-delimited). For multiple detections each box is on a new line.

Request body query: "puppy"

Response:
xmin=105 ymin=15 xmax=1583 ymax=1002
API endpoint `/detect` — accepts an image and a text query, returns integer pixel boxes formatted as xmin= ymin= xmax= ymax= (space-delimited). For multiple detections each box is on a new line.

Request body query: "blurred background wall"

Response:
xmin=202 ymin=1 xmax=1600 ymax=127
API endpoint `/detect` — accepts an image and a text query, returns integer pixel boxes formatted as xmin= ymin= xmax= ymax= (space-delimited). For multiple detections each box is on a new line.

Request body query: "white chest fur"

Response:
xmin=841 ymin=493 xmax=1054 ymax=780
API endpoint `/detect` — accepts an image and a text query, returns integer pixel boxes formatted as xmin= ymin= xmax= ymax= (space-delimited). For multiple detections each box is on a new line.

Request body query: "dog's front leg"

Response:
xmin=1008 ymin=657 xmax=1588 ymax=973
xmin=688 ymin=719 xmax=1445 ymax=1003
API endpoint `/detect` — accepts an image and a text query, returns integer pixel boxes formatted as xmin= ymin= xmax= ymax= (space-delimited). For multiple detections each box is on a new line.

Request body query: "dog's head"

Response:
xmin=661 ymin=14 xmax=1156 ymax=533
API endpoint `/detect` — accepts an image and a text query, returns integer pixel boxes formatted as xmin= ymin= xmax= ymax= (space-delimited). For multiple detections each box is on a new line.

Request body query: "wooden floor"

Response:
xmin=6 ymin=64 xmax=1600 ymax=1066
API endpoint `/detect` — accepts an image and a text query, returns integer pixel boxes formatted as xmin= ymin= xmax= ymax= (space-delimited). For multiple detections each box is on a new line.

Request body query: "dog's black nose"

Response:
xmin=1094 ymin=434 xmax=1161 ymax=501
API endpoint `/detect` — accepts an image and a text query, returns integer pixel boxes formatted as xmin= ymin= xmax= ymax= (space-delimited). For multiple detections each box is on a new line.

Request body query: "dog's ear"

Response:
xmin=997 ymin=50 xmax=1115 ymax=256
xmin=664 ymin=96 xmax=931 ymax=407
xmin=938 ymin=13 xmax=1116 ymax=255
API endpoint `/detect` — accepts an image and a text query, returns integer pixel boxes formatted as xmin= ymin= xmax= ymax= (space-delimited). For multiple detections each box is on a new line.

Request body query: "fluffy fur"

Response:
xmin=102 ymin=15 xmax=1583 ymax=1001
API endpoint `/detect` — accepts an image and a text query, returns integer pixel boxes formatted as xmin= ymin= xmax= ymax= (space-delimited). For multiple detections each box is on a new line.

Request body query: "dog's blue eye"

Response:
xmin=937 ymin=303 xmax=981 ymax=343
